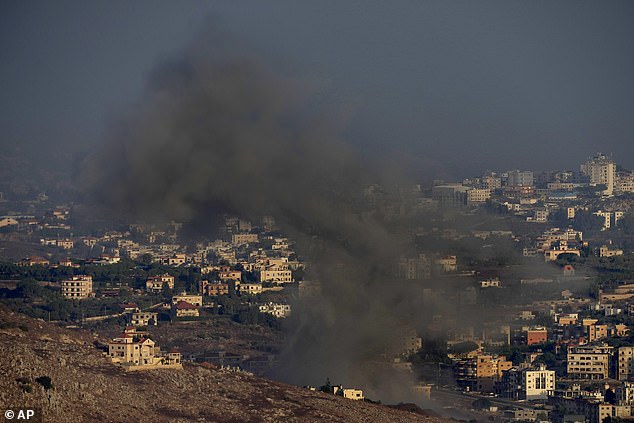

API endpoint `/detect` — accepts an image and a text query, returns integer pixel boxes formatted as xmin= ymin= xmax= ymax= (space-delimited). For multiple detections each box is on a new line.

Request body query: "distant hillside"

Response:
xmin=0 ymin=307 xmax=452 ymax=423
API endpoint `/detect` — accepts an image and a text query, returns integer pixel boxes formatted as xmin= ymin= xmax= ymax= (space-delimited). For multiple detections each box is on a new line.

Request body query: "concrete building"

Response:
xmin=499 ymin=364 xmax=555 ymax=400
xmin=171 ymin=292 xmax=203 ymax=307
xmin=342 ymin=389 xmax=364 ymax=401
xmin=617 ymin=173 xmax=634 ymax=193
xmin=172 ymin=301 xmax=199 ymax=318
xmin=618 ymin=347 xmax=634 ymax=381
xmin=200 ymin=280 xmax=229 ymax=296
xmin=567 ymin=345 xmax=613 ymax=379
xmin=231 ymin=233 xmax=258 ymax=245
xmin=109 ymin=334 xmax=158 ymax=366
xmin=108 ymin=329 xmax=181 ymax=369
xmin=467 ymin=188 xmax=491 ymax=205
xmin=17 ymin=256 xmax=50 ymax=267
xmin=432 ymin=184 xmax=468 ymax=208
xmin=218 ymin=270 xmax=242 ymax=283
xmin=616 ymin=381 xmax=634 ymax=404
xmin=482 ymin=174 xmax=502 ymax=189
xmin=395 ymin=330 xmax=423 ymax=356
xmin=259 ymin=268 xmax=293 ymax=283
xmin=240 ymin=283 xmax=263 ymax=295
xmin=61 ymin=275 xmax=93 ymax=299
xmin=146 ymin=274 xmax=175 ymax=293
xmin=523 ymin=365 xmax=556 ymax=400
xmin=526 ymin=327 xmax=548 ymax=346
xmin=599 ymin=245 xmax=624 ymax=258
xmin=581 ymin=153 xmax=616 ymax=196
xmin=531 ymin=209 xmax=549 ymax=222
xmin=586 ymin=323 xmax=608 ymax=343
xmin=396 ymin=255 xmax=431 ymax=280
xmin=558 ymin=313 xmax=579 ymax=326
xmin=475 ymin=354 xmax=513 ymax=393
xmin=258 ymin=303 xmax=291 ymax=318
xmin=330 ymin=385 xmax=364 ymax=401
xmin=507 ymin=170 xmax=534 ymax=187
xmin=544 ymin=243 xmax=581 ymax=262
xmin=130 ymin=312 xmax=158 ymax=327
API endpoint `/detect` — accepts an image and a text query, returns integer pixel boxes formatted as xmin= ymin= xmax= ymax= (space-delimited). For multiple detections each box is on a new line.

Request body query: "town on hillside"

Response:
xmin=2 ymin=152 xmax=634 ymax=422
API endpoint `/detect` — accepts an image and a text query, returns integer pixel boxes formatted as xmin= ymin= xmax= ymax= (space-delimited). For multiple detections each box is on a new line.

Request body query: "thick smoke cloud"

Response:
xmin=78 ymin=30 xmax=583 ymax=405
xmin=79 ymin=35 xmax=426 ymax=398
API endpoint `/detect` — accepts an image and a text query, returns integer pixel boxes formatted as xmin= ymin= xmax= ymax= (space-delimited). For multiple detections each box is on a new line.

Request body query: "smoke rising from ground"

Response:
xmin=78 ymin=30 xmax=580 ymax=404
xmin=79 ymin=33 xmax=427 ymax=398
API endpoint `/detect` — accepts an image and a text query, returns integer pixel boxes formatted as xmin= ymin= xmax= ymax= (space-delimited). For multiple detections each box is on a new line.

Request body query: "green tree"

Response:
xmin=572 ymin=210 xmax=604 ymax=233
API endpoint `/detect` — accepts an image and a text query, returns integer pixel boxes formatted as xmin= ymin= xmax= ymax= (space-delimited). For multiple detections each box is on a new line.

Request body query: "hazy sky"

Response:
xmin=2 ymin=1 xmax=633 ymax=178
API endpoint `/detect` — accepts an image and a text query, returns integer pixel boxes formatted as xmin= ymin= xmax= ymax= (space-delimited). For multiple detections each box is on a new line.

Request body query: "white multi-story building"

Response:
xmin=500 ymin=364 xmax=555 ymax=400
xmin=581 ymin=153 xmax=616 ymax=196
xmin=523 ymin=365 xmax=556 ymax=400
xmin=507 ymin=170 xmax=534 ymax=187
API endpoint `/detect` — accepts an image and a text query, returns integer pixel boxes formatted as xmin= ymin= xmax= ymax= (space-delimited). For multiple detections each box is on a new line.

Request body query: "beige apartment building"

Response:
xmin=567 ymin=345 xmax=612 ymax=379
xmin=618 ymin=347 xmax=634 ymax=381
xmin=146 ymin=274 xmax=175 ymax=293
xmin=200 ymin=280 xmax=229 ymax=296
xmin=343 ymin=389 xmax=364 ymax=401
xmin=130 ymin=312 xmax=158 ymax=327
xmin=109 ymin=335 xmax=158 ymax=366
xmin=467 ymin=188 xmax=491 ymax=205
xmin=476 ymin=354 xmax=513 ymax=392
xmin=172 ymin=301 xmax=199 ymax=318
xmin=586 ymin=323 xmax=609 ymax=343
xmin=171 ymin=292 xmax=202 ymax=307
xmin=260 ymin=268 xmax=293 ymax=283
xmin=61 ymin=275 xmax=93 ymax=299
xmin=240 ymin=283 xmax=263 ymax=295
xmin=231 ymin=233 xmax=258 ymax=245
xmin=108 ymin=330 xmax=181 ymax=369
xmin=219 ymin=270 xmax=242 ymax=282
xmin=581 ymin=153 xmax=616 ymax=196
xmin=599 ymin=245 xmax=624 ymax=258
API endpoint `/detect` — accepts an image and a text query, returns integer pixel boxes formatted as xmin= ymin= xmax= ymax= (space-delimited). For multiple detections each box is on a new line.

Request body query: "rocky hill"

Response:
xmin=0 ymin=308 xmax=452 ymax=423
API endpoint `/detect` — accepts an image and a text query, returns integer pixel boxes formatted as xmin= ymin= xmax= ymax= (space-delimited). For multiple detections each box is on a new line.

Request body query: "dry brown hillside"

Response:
xmin=0 ymin=308 xmax=453 ymax=423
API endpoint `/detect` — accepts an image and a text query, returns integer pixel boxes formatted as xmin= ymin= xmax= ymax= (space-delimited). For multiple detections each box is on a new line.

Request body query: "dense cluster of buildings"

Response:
xmin=3 ymin=151 xmax=634 ymax=419
xmin=11 ymin=213 xmax=301 ymax=321
xmin=432 ymin=155 xmax=632 ymax=229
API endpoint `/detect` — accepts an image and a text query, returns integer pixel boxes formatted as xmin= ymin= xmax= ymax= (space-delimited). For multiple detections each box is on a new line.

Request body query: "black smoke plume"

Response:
xmin=78 ymin=33 xmax=428 ymax=400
